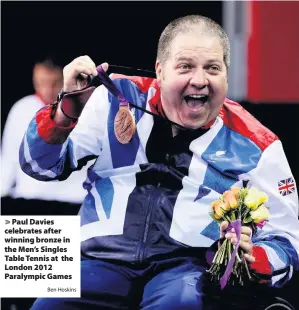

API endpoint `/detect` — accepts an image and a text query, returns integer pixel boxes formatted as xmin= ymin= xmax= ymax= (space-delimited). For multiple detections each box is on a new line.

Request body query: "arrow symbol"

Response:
xmin=5 ymin=220 xmax=10 ymax=224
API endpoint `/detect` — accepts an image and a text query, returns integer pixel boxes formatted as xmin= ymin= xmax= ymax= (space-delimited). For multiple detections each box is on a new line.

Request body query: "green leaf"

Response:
xmin=231 ymin=212 xmax=236 ymax=221
xmin=243 ymin=216 xmax=253 ymax=224
xmin=241 ymin=207 xmax=250 ymax=221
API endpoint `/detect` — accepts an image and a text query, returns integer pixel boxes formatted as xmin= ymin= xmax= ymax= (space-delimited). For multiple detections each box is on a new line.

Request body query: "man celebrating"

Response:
xmin=20 ymin=15 xmax=299 ymax=310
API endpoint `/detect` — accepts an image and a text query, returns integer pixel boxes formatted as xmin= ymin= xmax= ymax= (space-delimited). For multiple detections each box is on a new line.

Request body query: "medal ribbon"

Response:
xmin=96 ymin=65 xmax=129 ymax=107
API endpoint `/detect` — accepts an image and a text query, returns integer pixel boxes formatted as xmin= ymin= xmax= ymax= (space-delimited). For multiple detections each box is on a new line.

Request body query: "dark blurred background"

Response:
xmin=1 ymin=1 xmax=298 ymax=310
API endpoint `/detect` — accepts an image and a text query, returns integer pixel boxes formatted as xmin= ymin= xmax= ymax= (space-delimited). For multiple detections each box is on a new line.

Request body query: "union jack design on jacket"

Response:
xmin=20 ymin=74 xmax=299 ymax=287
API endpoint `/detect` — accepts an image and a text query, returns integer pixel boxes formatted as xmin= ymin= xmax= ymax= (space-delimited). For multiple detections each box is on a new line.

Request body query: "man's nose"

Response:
xmin=189 ymin=68 xmax=208 ymax=89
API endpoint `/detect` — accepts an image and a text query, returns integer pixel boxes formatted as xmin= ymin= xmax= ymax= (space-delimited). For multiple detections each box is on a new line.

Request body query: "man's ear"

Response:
xmin=155 ymin=61 xmax=162 ymax=86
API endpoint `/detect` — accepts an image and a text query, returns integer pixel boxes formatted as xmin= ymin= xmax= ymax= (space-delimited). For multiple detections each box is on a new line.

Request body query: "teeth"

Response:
xmin=186 ymin=95 xmax=207 ymax=99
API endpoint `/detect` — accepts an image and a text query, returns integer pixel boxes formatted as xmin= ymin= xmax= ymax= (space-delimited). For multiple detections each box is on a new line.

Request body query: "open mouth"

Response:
xmin=184 ymin=94 xmax=208 ymax=108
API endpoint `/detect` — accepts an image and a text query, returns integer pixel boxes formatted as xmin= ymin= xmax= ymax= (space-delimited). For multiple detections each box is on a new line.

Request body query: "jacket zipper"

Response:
xmin=137 ymin=182 xmax=161 ymax=263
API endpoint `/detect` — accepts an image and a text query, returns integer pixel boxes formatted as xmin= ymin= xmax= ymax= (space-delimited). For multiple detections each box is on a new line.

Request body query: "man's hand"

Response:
xmin=220 ymin=221 xmax=255 ymax=263
xmin=63 ymin=56 xmax=109 ymax=92
xmin=53 ymin=56 xmax=109 ymax=125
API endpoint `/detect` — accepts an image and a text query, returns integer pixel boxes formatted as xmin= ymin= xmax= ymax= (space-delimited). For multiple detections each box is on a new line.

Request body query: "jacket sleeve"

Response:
xmin=19 ymin=85 xmax=110 ymax=181
xmin=240 ymin=139 xmax=299 ymax=287
xmin=1 ymin=101 xmax=25 ymax=196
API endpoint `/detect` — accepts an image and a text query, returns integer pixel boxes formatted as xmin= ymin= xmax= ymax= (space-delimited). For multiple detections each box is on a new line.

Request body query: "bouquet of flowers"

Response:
xmin=206 ymin=186 xmax=270 ymax=289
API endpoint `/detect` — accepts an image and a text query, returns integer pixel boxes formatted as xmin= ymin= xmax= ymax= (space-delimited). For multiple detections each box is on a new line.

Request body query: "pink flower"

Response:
xmin=256 ymin=220 xmax=266 ymax=229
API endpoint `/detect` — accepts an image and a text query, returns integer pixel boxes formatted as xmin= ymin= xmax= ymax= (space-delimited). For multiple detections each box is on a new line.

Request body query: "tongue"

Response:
xmin=187 ymin=99 xmax=204 ymax=108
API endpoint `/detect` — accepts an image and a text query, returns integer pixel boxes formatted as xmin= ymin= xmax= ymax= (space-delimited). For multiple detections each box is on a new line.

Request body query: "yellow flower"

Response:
xmin=213 ymin=200 xmax=230 ymax=219
xmin=211 ymin=200 xmax=221 ymax=211
xmin=221 ymin=201 xmax=231 ymax=212
xmin=211 ymin=200 xmax=221 ymax=219
xmin=214 ymin=204 xmax=225 ymax=219
xmin=223 ymin=189 xmax=239 ymax=209
xmin=250 ymin=204 xmax=269 ymax=223
xmin=244 ymin=187 xmax=268 ymax=210
xmin=259 ymin=192 xmax=268 ymax=204
xmin=231 ymin=187 xmax=241 ymax=199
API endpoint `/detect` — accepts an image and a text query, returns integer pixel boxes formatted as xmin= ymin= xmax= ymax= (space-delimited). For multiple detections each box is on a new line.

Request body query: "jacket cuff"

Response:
xmin=250 ymin=246 xmax=272 ymax=275
xmin=36 ymin=106 xmax=77 ymax=144
xmin=60 ymin=86 xmax=96 ymax=119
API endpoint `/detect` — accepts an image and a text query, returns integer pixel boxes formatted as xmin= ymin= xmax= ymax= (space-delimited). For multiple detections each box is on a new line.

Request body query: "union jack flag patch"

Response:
xmin=278 ymin=178 xmax=296 ymax=196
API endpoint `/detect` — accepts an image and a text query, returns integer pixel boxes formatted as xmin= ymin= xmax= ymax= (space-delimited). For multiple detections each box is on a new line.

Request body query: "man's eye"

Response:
xmin=178 ymin=64 xmax=191 ymax=70
xmin=209 ymin=65 xmax=220 ymax=71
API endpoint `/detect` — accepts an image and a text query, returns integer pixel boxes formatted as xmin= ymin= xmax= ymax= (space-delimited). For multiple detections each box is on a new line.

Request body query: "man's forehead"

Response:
xmin=173 ymin=31 xmax=222 ymax=48
xmin=169 ymin=32 xmax=224 ymax=60
xmin=171 ymin=44 xmax=223 ymax=61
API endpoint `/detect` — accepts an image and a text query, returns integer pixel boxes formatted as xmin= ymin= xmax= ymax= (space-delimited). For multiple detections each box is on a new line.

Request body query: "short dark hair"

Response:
xmin=157 ymin=15 xmax=230 ymax=69
xmin=35 ymin=57 xmax=62 ymax=70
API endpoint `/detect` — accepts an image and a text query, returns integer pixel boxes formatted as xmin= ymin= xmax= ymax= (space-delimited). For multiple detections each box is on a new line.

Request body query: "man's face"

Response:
xmin=156 ymin=29 xmax=228 ymax=130
xmin=33 ymin=64 xmax=63 ymax=104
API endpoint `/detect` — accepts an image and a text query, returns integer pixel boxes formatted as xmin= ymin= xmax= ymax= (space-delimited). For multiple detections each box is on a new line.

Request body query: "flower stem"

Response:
xmin=236 ymin=251 xmax=242 ymax=263
xmin=242 ymin=254 xmax=252 ymax=281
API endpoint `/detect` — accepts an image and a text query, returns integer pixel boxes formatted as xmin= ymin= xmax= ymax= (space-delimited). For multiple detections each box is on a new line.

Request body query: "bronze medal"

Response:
xmin=114 ymin=106 xmax=136 ymax=144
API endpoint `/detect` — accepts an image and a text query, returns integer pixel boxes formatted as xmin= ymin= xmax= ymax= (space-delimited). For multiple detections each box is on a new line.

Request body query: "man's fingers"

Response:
xmin=76 ymin=56 xmax=98 ymax=76
xmin=220 ymin=221 xmax=229 ymax=238
xmin=226 ymin=233 xmax=251 ymax=243
xmin=62 ymin=55 xmax=110 ymax=92
xmin=241 ymin=226 xmax=253 ymax=238
xmin=238 ymin=240 xmax=253 ymax=254
xmin=73 ymin=66 xmax=95 ymax=77
xmin=221 ymin=223 xmax=254 ymax=263
xmin=101 ymin=62 xmax=109 ymax=72
xmin=244 ymin=253 xmax=255 ymax=263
